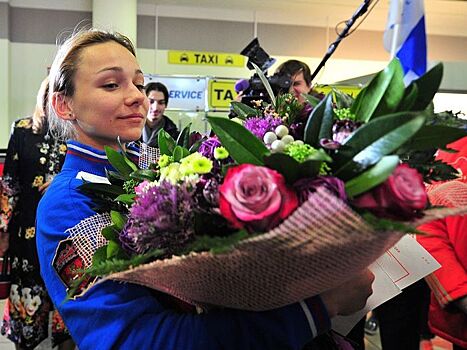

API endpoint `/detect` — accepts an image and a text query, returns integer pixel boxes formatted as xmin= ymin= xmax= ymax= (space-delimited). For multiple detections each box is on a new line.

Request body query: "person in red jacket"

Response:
xmin=417 ymin=136 xmax=467 ymax=350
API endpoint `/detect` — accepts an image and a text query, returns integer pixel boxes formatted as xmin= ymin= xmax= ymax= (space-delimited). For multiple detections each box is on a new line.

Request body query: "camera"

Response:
xmin=240 ymin=73 xmax=292 ymax=106
xmin=237 ymin=38 xmax=292 ymax=106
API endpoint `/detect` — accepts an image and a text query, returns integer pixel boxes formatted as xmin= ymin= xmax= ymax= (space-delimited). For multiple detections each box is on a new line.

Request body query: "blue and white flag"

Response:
xmin=384 ymin=0 xmax=427 ymax=84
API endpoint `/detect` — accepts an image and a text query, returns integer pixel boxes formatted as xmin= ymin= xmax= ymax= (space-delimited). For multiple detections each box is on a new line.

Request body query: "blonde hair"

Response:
xmin=32 ymin=76 xmax=49 ymax=134
xmin=48 ymin=28 xmax=136 ymax=141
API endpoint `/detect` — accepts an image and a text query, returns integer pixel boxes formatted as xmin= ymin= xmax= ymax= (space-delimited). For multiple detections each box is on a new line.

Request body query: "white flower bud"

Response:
xmin=263 ymin=131 xmax=277 ymax=145
xmin=293 ymin=140 xmax=304 ymax=146
xmin=271 ymin=140 xmax=286 ymax=153
xmin=281 ymin=135 xmax=294 ymax=145
xmin=275 ymin=125 xmax=289 ymax=138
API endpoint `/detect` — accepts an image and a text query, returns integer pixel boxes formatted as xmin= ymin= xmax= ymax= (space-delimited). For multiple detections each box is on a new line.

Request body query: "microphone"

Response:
xmin=234 ymin=79 xmax=250 ymax=93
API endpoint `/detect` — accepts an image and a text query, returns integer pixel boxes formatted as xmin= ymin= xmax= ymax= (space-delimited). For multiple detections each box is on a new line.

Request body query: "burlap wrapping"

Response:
xmin=425 ymin=180 xmax=467 ymax=208
xmin=71 ymin=188 xmax=462 ymax=311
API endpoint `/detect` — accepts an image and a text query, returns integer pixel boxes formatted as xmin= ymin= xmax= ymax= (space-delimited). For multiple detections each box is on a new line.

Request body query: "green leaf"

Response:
xmin=106 ymin=170 xmax=126 ymax=183
xmin=230 ymin=101 xmax=260 ymax=120
xmin=158 ymin=130 xmax=177 ymax=156
xmin=183 ymin=230 xmax=250 ymax=255
xmin=318 ymin=96 xmax=335 ymax=141
xmin=79 ymin=183 xmax=126 ymax=198
xmin=352 ymin=59 xmax=403 ymax=122
xmin=264 ymin=151 xmax=332 ymax=183
xmin=114 ymin=193 xmax=136 ymax=205
xmin=92 ymin=245 xmax=108 ymax=265
xmin=116 ymin=136 xmax=133 ymax=159
xmin=89 ymin=249 xmax=163 ymax=276
xmin=303 ymin=93 xmax=321 ymax=108
xmin=107 ymin=240 xmax=122 ymax=259
xmin=345 ymin=155 xmax=399 ymax=198
xmin=110 ymin=210 xmax=126 ymax=230
xmin=104 ymin=146 xmax=133 ymax=178
xmin=251 ymin=62 xmax=276 ymax=107
xmin=177 ymin=123 xmax=192 ymax=148
xmin=304 ymin=94 xmax=333 ymax=147
xmin=101 ymin=225 xmax=119 ymax=241
xmin=371 ymin=61 xmax=405 ymax=119
xmin=123 ymin=156 xmax=138 ymax=172
xmin=298 ymin=159 xmax=325 ymax=178
xmin=408 ymin=63 xmax=443 ymax=111
xmin=309 ymin=148 xmax=333 ymax=162
xmin=66 ymin=249 xmax=164 ymax=300
xmin=334 ymin=112 xmax=426 ymax=179
xmin=264 ymin=153 xmax=301 ymax=184
xmin=397 ymin=83 xmax=418 ymax=111
xmin=173 ymin=145 xmax=190 ymax=162
xmin=332 ymin=88 xmax=355 ymax=109
xmin=129 ymin=169 xmax=158 ymax=182
xmin=398 ymin=125 xmax=467 ymax=153
xmin=208 ymin=116 xmax=269 ymax=165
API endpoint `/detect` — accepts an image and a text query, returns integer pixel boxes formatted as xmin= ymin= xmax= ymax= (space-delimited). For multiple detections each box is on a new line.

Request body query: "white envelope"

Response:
xmin=332 ymin=235 xmax=441 ymax=335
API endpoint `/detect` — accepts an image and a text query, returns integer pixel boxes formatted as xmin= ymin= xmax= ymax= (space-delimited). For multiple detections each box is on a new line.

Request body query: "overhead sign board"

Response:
xmin=208 ymin=79 xmax=237 ymax=110
xmin=145 ymin=75 xmax=206 ymax=111
xmin=168 ymin=50 xmax=245 ymax=67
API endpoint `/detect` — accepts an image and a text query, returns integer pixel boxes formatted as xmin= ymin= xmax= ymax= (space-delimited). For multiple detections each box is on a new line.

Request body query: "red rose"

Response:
xmin=352 ymin=164 xmax=427 ymax=220
xmin=219 ymin=164 xmax=298 ymax=232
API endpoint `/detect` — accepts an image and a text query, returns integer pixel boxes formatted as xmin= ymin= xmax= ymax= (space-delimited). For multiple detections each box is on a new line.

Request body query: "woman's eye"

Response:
xmin=135 ymin=84 xmax=145 ymax=92
xmin=103 ymin=83 xmax=118 ymax=89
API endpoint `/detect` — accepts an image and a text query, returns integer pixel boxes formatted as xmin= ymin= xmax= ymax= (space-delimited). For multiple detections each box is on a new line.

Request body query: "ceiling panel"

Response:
xmin=137 ymin=0 xmax=467 ymax=37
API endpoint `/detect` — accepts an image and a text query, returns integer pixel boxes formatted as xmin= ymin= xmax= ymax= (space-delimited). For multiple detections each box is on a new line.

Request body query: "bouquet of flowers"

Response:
xmin=64 ymin=59 xmax=467 ymax=310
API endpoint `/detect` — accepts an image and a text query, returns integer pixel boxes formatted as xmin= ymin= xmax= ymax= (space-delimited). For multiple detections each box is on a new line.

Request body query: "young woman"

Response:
xmin=0 ymin=78 xmax=74 ymax=350
xmin=36 ymin=28 xmax=374 ymax=350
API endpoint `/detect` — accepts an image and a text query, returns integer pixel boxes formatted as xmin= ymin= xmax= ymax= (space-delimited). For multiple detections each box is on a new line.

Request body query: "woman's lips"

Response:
xmin=120 ymin=113 xmax=144 ymax=120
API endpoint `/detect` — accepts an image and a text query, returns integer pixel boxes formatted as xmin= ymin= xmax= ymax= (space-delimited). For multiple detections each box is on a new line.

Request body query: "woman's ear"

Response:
xmin=51 ymin=92 xmax=75 ymax=121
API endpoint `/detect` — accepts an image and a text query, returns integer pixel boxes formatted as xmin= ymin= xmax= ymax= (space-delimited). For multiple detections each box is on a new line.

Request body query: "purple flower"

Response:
xmin=191 ymin=175 xmax=221 ymax=215
xmin=319 ymin=138 xmax=341 ymax=150
xmin=332 ymin=119 xmax=362 ymax=144
xmin=202 ymin=177 xmax=220 ymax=207
xmin=119 ymin=181 xmax=195 ymax=255
xmin=293 ymin=176 xmax=347 ymax=204
xmin=289 ymin=122 xmax=305 ymax=141
xmin=189 ymin=131 xmax=203 ymax=147
xmin=289 ymin=104 xmax=313 ymax=141
xmin=198 ymin=137 xmax=222 ymax=159
xmin=244 ymin=115 xmax=282 ymax=140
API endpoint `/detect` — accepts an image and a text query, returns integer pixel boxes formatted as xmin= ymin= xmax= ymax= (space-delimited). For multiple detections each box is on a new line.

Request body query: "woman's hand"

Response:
xmin=320 ymin=268 xmax=375 ymax=317
xmin=38 ymin=180 xmax=52 ymax=194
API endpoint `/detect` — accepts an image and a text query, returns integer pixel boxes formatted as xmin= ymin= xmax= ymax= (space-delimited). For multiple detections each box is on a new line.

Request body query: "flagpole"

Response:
xmin=389 ymin=0 xmax=404 ymax=58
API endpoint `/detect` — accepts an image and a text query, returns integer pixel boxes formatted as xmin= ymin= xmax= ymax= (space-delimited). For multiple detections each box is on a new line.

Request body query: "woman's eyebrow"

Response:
xmin=97 ymin=66 xmax=123 ymax=74
xmin=96 ymin=67 xmax=144 ymax=76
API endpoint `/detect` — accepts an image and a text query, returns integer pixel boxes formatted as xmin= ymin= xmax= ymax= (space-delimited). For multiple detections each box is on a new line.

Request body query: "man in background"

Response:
xmin=142 ymin=82 xmax=179 ymax=147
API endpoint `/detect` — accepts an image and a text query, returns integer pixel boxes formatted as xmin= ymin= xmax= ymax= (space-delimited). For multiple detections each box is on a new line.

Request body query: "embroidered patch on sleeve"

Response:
xmin=53 ymin=238 xmax=97 ymax=299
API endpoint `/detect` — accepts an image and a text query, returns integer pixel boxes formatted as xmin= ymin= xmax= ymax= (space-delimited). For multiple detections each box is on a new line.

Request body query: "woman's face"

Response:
xmin=147 ymin=90 xmax=167 ymax=124
xmin=64 ymin=41 xmax=148 ymax=150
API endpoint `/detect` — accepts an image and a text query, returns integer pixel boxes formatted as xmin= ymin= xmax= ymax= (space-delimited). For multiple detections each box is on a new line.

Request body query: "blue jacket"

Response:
xmin=36 ymin=140 xmax=330 ymax=350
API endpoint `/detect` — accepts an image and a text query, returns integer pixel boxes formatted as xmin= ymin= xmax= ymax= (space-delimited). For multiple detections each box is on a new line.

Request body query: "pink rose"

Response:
xmin=219 ymin=164 xmax=298 ymax=232
xmin=352 ymin=164 xmax=427 ymax=220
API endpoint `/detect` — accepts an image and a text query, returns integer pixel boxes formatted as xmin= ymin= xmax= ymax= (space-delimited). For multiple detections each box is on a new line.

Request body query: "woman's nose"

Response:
xmin=126 ymin=86 xmax=146 ymax=106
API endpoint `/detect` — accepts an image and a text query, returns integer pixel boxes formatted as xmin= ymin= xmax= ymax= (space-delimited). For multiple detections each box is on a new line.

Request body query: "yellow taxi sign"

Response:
xmin=208 ymin=79 xmax=237 ymax=110
xmin=168 ymin=50 xmax=245 ymax=67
